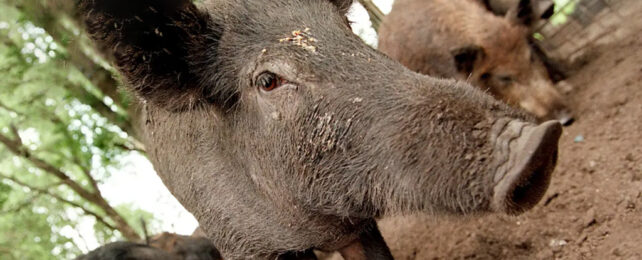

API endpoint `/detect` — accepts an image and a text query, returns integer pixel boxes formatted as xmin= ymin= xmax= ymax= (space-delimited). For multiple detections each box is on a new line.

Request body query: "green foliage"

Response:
xmin=0 ymin=0 xmax=155 ymax=258
xmin=116 ymin=204 xmax=163 ymax=240
xmin=0 ymin=182 xmax=10 ymax=208
xmin=550 ymin=0 xmax=578 ymax=25
xmin=87 ymin=204 xmax=162 ymax=246
xmin=0 ymin=196 xmax=79 ymax=260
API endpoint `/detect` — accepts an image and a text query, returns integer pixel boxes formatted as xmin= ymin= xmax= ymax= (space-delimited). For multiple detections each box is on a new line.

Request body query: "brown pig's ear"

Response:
xmin=451 ymin=45 xmax=485 ymax=76
xmin=535 ymin=0 xmax=555 ymax=19
xmin=79 ymin=0 xmax=224 ymax=110
xmin=328 ymin=0 xmax=354 ymax=15
xmin=506 ymin=0 xmax=536 ymax=26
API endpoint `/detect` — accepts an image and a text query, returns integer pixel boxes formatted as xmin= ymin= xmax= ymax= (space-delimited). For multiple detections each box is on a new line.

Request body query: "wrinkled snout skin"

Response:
xmin=379 ymin=0 xmax=573 ymax=124
xmin=79 ymin=0 xmax=561 ymax=258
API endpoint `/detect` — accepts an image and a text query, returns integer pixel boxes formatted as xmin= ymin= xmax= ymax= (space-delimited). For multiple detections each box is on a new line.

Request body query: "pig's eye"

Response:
xmin=256 ymin=72 xmax=286 ymax=92
xmin=480 ymin=73 xmax=491 ymax=80
xmin=498 ymin=75 xmax=514 ymax=84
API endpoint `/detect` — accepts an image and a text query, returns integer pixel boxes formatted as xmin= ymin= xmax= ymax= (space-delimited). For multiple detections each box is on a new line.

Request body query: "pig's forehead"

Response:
xmin=199 ymin=0 xmax=376 ymax=76
xmin=202 ymin=0 xmax=348 ymax=33
xmin=203 ymin=0 xmax=359 ymax=57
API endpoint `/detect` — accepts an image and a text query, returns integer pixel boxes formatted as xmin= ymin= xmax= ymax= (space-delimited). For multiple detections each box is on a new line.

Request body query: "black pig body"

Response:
xmin=79 ymin=0 xmax=562 ymax=258
xmin=75 ymin=242 xmax=178 ymax=260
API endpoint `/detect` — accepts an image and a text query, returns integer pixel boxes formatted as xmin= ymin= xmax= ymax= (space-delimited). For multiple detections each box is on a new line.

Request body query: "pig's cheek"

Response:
xmin=256 ymin=85 xmax=301 ymax=122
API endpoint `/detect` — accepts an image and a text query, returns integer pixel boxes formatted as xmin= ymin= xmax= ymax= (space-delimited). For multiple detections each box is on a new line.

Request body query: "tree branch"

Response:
xmin=0 ymin=194 xmax=41 ymax=214
xmin=2 ymin=28 xmax=142 ymax=145
xmin=13 ymin=0 xmax=126 ymax=109
xmin=72 ymin=156 xmax=101 ymax=195
xmin=0 ymin=131 xmax=141 ymax=241
xmin=0 ymin=174 xmax=116 ymax=230
xmin=12 ymin=0 xmax=145 ymax=143
xmin=2 ymin=101 xmax=139 ymax=194
xmin=65 ymin=82 xmax=136 ymax=138
xmin=0 ymin=131 xmax=97 ymax=200
xmin=0 ymin=100 xmax=24 ymax=116
xmin=51 ymin=111 xmax=101 ymax=194
xmin=8 ymin=125 xmax=21 ymax=145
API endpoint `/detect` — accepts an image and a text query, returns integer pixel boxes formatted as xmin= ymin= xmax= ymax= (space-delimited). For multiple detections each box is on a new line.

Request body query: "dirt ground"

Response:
xmin=322 ymin=1 xmax=642 ymax=259
xmin=372 ymin=6 xmax=642 ymax=260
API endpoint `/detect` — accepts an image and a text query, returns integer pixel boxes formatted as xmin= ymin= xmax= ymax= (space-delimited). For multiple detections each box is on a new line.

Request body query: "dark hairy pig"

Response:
xmin=75 ymin=242 xmax=179 ymax=260
xmin=78 ymin=0 xmax=562 ymax=258
xmin=379 ymin=0 xmax=573 ymax=124
xmin=150 ymin=232 xmax=222 ymax=260
xmin=75 ymin=232 xmax=220 ymax=260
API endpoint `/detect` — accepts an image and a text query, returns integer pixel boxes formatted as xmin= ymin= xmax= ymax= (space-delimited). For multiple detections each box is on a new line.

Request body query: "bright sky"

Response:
xmin=80 ymin=0 xmax=395 ymax=252
xmin=348 ymin=0 xmax=394 ymax=46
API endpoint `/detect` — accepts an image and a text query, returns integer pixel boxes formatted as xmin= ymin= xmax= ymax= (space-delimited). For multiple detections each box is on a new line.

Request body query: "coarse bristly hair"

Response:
xmin=77 ymin=0 xmax=560 ymax=259
xmin=79 ymin=0 xmax=229 ymax=110
xmin=79 ymin=0 xmax=354 ymax=111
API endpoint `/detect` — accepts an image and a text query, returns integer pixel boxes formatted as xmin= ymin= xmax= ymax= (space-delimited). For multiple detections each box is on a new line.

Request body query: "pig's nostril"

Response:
xmin=509 ymin=148 xmax=557 ymax=214
xmin=493 ymin=120 xmax=562 ymax=215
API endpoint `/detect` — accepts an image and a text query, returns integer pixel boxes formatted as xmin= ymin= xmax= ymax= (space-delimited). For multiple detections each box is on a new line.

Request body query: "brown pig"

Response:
xmin=474 ymin=0 xmax=556 ymax=20
xmin=379 ymin=0 xmax=574 ymax=124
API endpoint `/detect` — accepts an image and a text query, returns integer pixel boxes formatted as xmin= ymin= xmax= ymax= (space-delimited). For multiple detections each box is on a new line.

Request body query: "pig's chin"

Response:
xmin=490 ymin=120 xmax=561 ymax=215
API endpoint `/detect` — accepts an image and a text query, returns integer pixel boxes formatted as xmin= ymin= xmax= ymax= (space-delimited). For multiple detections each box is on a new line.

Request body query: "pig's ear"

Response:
xmin=451 ymin=45 xmax=485 ymax=76
xmin=328 ymin=0 xmax=354 ymax=14
xmin=79 ymin=0 xmax=223 ymax=110
xmin=506 ymin=0 xmax=536 ymax=26
xmin=535 ymin=0 xmax=555 ymax=19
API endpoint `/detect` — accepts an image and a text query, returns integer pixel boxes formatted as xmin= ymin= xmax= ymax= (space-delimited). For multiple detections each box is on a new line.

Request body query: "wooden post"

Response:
xmin=357 ymin=0 xmax=385 ymax=32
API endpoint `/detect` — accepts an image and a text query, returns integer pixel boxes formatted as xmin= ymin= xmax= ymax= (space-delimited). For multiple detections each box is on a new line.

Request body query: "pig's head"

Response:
xmin=483 ymin=0 xmax=555 ymax=20
xmin=80 ymin=0 xmax=561 ymax=254
xmin=452 ymin=0 xmax=574 ymax=125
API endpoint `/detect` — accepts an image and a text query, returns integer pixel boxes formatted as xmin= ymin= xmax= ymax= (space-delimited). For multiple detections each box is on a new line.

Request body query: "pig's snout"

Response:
xmin=491 ymin=120 xmax=562 ymax=215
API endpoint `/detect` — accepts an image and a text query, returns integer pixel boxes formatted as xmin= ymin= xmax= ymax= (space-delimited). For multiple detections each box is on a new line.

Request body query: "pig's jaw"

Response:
xmin=489 ymin=119 xmax=562 ymax=215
